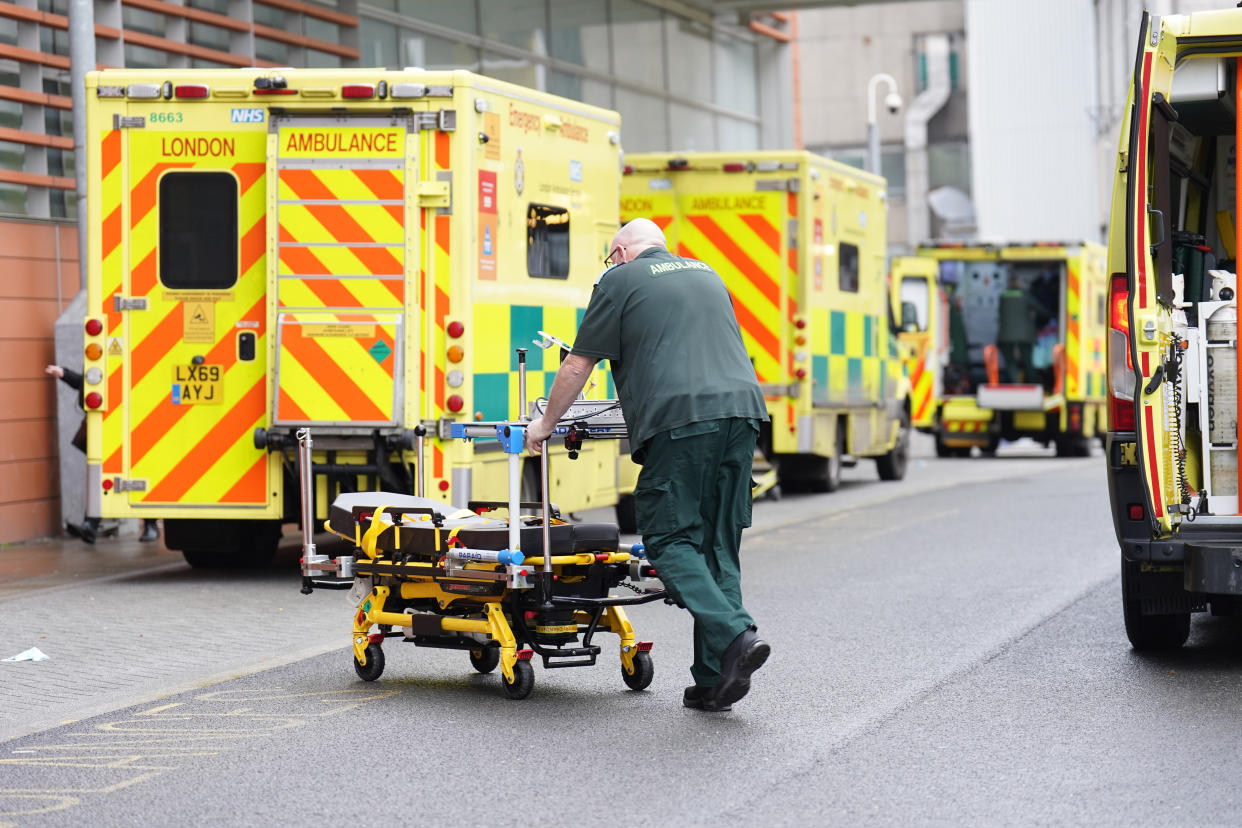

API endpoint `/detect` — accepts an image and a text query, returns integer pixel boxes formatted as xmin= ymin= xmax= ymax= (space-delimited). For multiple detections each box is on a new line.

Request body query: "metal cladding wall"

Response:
xmin=0 ymin=219 xmax=78 ymax=543
xmin=965 ymin=0 xmax=1101 ymax=242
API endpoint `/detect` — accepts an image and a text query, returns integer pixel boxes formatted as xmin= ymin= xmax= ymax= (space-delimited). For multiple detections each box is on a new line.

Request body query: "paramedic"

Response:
xmin=524 ymin=218 xmax=771 ymax=713
xmin=997 ymin=276 xmax=1050 ymax=383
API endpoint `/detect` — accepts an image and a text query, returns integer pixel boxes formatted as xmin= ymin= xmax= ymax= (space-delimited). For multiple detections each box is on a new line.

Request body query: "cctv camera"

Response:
xmin=884 ymin=92 xmax=903 ymax=115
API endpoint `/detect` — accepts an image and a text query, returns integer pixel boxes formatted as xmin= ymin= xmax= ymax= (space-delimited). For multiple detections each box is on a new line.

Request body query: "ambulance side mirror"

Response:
xmin=901 ymin=301 xmax=920 ymax=332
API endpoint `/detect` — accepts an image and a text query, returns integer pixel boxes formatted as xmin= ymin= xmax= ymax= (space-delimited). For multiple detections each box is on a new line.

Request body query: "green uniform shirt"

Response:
xmin=571 ymin=247 xmax=768 ymax=458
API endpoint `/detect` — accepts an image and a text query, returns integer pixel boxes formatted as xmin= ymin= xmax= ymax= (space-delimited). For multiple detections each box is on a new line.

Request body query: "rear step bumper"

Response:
xmin=1185 ymin=544 xmax=1242 ymax=595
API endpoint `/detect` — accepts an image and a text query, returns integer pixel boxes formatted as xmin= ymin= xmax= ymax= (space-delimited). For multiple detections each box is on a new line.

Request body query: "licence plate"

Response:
xmin=172 ymin=364 xmax=223 ymax=405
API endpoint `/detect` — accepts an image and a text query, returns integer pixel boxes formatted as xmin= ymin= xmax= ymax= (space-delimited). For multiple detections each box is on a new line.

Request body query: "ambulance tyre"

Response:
xmin=876 ymin=409 xmax=910 ymax=481
xmin=1056 ymin=434 xmax=1091 ymax=458
xmin=469 ymin=644 xmax=501 ymax=674
xmin=503 ymin=660 xmax=535 ymax=700
xmin=623 ymin=651 xmax=654 ymax=691
xmin=1121 ymin=559 xmax=1190 ymax=651
xmin=354 ymin=643 xmax=385 ymax=682
xmin=615 ymin=494 xmax=638 ymax=535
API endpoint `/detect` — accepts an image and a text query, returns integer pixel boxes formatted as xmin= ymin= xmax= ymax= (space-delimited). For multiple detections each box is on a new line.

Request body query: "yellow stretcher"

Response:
xmin=297 ymin=349 xmax=665 ymax=700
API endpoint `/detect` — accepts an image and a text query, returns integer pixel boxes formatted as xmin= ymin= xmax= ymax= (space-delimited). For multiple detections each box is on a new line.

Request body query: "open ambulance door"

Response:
xmin=122 ymin=121 xmax=277 ymax=514
xmin=1124 ymin=11 xmax=1181 ymax=535
xmin=892 ymin=256 xmax=940 ymax=430
xmin=268 ymin=114 xmax=411 ymax=434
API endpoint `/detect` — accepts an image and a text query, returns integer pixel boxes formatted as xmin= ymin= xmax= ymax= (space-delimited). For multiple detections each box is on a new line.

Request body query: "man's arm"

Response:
xmin=524 ymin=353 xmax=598 ymax=455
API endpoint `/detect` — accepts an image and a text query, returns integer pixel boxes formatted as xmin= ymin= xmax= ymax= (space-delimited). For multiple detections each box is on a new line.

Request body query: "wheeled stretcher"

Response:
xmin=298 ymin=348 xmax=664 ymax=700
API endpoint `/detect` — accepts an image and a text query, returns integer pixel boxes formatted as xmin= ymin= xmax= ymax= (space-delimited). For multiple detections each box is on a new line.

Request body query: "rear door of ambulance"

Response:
xmin=268 ymin=114 xmax=412 ymax=438
xmin=120 ymin=98 xmax=276 ymax=515
xmin=1125 ymin=12 xmax=1180 ymax=534
xmin=656 ymin=166 xmax=794 ymax=399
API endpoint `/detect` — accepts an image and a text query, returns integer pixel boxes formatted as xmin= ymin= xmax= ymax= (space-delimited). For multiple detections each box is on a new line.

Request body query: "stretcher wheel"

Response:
xmin=502 ymin=660 xmax=534 ymax=700
xmin=469 ymin=645 xmax=500 ymax=674
xmin=354 ymin=643 xmax=385 ymax=682
xmin=622 ymin=651 xmax=654 ymax=691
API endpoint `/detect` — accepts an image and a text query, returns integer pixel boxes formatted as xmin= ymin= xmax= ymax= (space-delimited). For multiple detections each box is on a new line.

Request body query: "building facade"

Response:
xmin=0 ymin=0 xmax=791 ymax=543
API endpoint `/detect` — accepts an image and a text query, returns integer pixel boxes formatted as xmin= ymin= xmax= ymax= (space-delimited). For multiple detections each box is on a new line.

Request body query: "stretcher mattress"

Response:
xmin=329 ymin=492 xmax=618 ymax=556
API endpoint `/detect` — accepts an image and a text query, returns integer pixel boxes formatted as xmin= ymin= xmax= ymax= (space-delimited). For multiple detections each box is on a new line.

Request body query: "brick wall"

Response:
xmin=0 ymin=219 xmax=78 ymax=544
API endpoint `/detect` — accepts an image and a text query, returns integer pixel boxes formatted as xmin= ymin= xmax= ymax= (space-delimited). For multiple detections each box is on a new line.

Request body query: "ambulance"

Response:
xmin=1106 ymin=9 xmax=1242 ymax=649
xmin=82 ymin=67 xmax=629 ymax=566
xmin=892 ymin=255 xmax=943 ymax=434
xmin=620 ymin=151 xmax=910 ymax=491
xmin=913 ymin=241 xmax=1108 ymax=457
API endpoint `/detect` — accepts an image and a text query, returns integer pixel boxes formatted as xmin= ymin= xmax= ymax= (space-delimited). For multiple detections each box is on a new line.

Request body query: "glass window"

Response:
xmin=665 ymin=17 xmax=712 ymax=101
xmin=0 ymin=18 xmax=15 ymax=47
xmin=124 ymin=43 xmax=168 ymax=69
xmin=669 ymin=102 xmax=713 ymax=153
xmin=547 ymin=70 xmax=611 ymax=109
xmin=159 ymin=172 xmax=238 ymax=290
xmin=838 ymin=242 xmax=859 ymax=293
xmin=616 ymin=87 xmax=666 ymax=152
xmin=483 ymin=51 xmax=540 ymax=88
xmin=122 ymin=7 xmax=167 ymax=37
xmin=361 ymin=17 xmax=400 ymax=68
xmin=253 ymin=4 xmax=287 ymax=28
xmin=900 ymin=277 xmax=930 ymax=331
xmin=187 ymin=0 xmax=228 ymax=13
xmin=527 ymin=204 xmax=569 ymax=280
xmin=714 ymin=33 xmax=756 ymax=116
xmin=403 ymin=30 xmax=479 ymax=71
xmin=306 ymin=18 xmax=339 ymax=43
xmin=306 ymin=51 xmax=342 ymax=69
xmin=255 ymin=37 xmax=289 ymax=64
xmin=718 ymin=116 xmax=758 ymax=151
xmin=549 ymin=0 xmax=610 ymax=72
xmin=188 ymin=21 xmax=230 ymax=51
xmin=398 ymin=0 xmax=478 ymax=35
xmin=881 ymin=148 xmax=906 ymax=198
xmin=928 ymin=141 xmax=971 ymax=193
xmin=611 ymin=0 xmax=663 ymax=90
xmin=481 ymin=0 xmax=547 ymax=55
xmin=0 ymin=182 xmax=24 ymax=215
xmin=0 ymin=100 xmax=18 ymax=131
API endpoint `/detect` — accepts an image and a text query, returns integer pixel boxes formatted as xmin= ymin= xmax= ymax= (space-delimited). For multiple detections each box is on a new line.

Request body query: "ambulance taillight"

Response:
xmin=174 ymin=84 xmax=209 ymax=99
xmin=341 ymin=84 xmax=375 ymax=99
xmin=723 ymin=163 xmax=748 ymax=173
xmin=1107 ymin=274 xmax=1136 ymax=431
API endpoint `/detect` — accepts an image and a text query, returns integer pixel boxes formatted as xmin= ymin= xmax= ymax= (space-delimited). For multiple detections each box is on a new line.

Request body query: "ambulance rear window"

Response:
xmin=838 ymin=242 xmax=860 ymax=293
xmin=527 ymin=204 xmax=570 ymax=280
xmin=159 ymin=172 xmax=238 ymax=290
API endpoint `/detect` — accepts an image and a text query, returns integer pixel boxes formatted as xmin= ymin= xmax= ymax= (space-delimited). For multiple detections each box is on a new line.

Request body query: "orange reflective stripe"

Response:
xmin=130 ymin=307 xmax=183 ymax=388
xmin=144 ymin=380 xmax=266 ymax=502
xmin=240 ymin=219 xmax=266 ymax=274
xmin=281 ymin=325 xmax=388 ymax=421
xmin=352 ymin=168 xmax=403 ymax=200
xmin=131 ymin=162 xmax=191 ymax=228
xmin=278 ymin=387 xmax=310 ymax=421
xmin=351 ymin=245 xmax=403 ymax=275
xmin=220 ymin=455 xmax=267 ymax=503
xmin=686 ymin=214 xmax=780 ymax=309
xmin=102 ymin=206 xmax=122 ymax=261
xmin=234 ymin=162 xmax=265 ymax=195
xmin=279 ymin=243 xmax=330 ymax=276
xmin=131 ymin=249 xmax=157 ymax=297
xmin=101 ymin=130 xmax=121 ymax=178
xmin=738 ymin=213 xmax=780 ymax=254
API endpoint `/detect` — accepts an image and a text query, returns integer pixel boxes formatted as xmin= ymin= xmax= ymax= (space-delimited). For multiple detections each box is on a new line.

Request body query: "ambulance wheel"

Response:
xmin=469 ymin=644 xmax=500 ymax=674
xmin=354 ymin=643 xmax=385 ymax=682
xmin=1056 ymin=435 xmax=1091 ymax=458
xmin=1121 ymin=559 xmax=1190 ymax=651
xmin=502 ymin=660 xmax=535 ymax=700
xmin=622 ymin=651 xmax=654 ymax=691
xmin=876 ymin=409 xmax=910 ymax=481
xmin=824 ymin=426 xmax=845 ymax=492
xmin=615 ymin=494 xmax=638 ymax=534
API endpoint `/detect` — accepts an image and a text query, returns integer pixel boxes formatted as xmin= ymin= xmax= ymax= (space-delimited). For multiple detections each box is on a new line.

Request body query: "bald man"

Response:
xmin=525 ymin=218 xmax=771 ymax=712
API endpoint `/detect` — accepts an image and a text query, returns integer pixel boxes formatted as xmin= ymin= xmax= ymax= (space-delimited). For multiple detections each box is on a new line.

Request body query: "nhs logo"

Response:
xmin=231 ymin=108 xmax=264 ymax=124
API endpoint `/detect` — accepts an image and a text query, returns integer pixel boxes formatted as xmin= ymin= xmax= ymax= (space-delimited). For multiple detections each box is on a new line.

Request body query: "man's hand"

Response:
xmin=45 ymin=364 xmax=63 ymax=378
xmin=524 ymin=417 xmax=554 ymax=456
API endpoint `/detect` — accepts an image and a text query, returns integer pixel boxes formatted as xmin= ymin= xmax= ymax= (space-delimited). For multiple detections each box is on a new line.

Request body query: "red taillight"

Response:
xmin=174 ymin=84 xmax=209 ymax=99
xmin=254 ymin=88 xmax=297 ymax=96
xmin=794 ymin=318 xmax=806 ymax=330
xmin=1107 ymin=273 xmax=1136 ymax=431
xmin=85 ymin=318 xmax=103 ymax=336
xmin=85 ymin=392 xmax=102 ymax=409
xmin=342 ymin=84 xmax=374 ymax=99
xmin=723 ymin=162 xmax=747 ymax=172
xmin=447 ymin=320 xmax=464 ymax=338
xmin=795 ymin=368 xmax=807 ymax=380
xmin=623 ymin=165 xmax=634 ymax=175
xmin=1128 ymin=504 xmax=1144 ymax=521
xmin=102 ymin=478 xmax=113 ymax=491
xmin=438 ymin=480 xmax=450 ymax=492
xmin=446 ymin=394 xmax=464 ymax=412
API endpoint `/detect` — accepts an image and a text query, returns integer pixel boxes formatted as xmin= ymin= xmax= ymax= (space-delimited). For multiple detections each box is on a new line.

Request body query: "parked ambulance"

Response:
xmin=621 ymin=151 xmax=910 ymax=491
xmin=913 ymin=241 xmax=1108 ymax=457
xmin=83 ymin=68 xmax=629 ymax=566
xmin=1106 ymin=10 xmax=1242 ymax=648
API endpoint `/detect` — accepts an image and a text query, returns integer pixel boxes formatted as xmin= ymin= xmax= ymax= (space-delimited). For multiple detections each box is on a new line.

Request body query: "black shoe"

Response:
xmin=66 ymin=522 xmax=96 ymax=545
xmin=713 ymin=628 xmax=770 ymax=708
xmin=140 ymin=522 xmax=159 ymax=543
xmin=682 ymin=685 xmax=731 ymax=712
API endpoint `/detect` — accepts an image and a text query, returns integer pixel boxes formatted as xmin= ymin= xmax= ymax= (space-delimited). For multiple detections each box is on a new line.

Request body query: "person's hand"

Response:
xmin=524 ymin=417 xmax=554 ymax=456
xmin=45 ymin=364 xmax=64 ymax=378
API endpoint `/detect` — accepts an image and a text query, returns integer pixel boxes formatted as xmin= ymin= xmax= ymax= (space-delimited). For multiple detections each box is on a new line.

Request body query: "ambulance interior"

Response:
xmin=1146 ymin=54 xmax=1240 ymax=516
xmin=934 ymin=258 xmax=1063 ymax=394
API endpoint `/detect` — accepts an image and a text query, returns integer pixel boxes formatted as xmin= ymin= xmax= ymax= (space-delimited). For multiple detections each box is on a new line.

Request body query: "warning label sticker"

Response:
xmin=301 ymin=323 xmax=374 ymax=338
xmin=183 ymin=303 xmax=215 ymax=344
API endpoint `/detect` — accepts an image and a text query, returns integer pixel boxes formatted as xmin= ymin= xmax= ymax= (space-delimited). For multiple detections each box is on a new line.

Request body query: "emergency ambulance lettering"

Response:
xmin=690 ymin=196 xmax=766 ymax=211
xmin=561 ymin=121 xmax=589 ymax=143
xmin=282 ymin=131 xmax=399 ymax=154
xmin=508 ymin=104 xmax=541 ymax=134
xmin=161 ymin=137 xmax=236 ymax=158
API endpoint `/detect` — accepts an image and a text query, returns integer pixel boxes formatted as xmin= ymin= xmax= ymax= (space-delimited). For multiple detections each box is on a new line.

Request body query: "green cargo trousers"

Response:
xmin=634 ymin=417 xmax=760 ymax=688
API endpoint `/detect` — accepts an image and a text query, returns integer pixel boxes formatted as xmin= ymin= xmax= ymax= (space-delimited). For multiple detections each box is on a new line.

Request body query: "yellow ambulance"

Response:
xmin=621 ymin=151 xmax=910 ymax=491
xmin=914 ymin=241 xmax=1108 ymax=457
xmin=1106 ymin=9 xmax=1242 ymax=649
xmin=82 ymin=67 xmax=628 ymax=566
xmin=892 ymin=255 xmax=942 ymax=434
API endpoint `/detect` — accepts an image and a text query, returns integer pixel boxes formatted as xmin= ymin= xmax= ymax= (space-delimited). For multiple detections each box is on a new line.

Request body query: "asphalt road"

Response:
xmin=4 ymin=440 xmax=1242 ymax=826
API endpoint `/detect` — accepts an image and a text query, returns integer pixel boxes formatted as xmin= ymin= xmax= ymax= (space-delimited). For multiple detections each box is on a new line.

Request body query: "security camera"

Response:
xmin=885 ymin=91 xmax=903 ymax=115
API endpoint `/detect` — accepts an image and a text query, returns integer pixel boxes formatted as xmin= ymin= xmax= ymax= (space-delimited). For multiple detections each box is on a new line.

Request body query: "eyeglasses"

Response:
xmin=604 ymin=245 xmax=625 ymax=267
